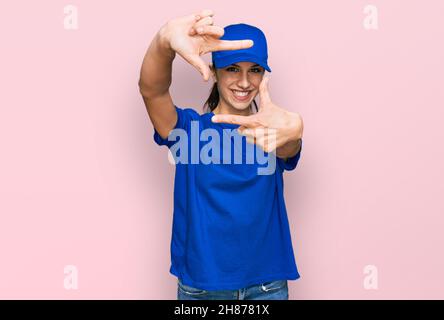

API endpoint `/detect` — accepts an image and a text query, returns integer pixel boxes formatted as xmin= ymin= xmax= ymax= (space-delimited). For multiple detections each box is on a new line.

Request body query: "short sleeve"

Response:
xmin=277 ymin=139 xmax=303 ymax=172
xmin=153 ymin=105 xmax=199 ymax=148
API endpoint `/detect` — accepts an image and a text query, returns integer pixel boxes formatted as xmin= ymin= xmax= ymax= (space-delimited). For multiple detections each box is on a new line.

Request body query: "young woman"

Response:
xmin=139 ymin=9 xmax=304 ymax=300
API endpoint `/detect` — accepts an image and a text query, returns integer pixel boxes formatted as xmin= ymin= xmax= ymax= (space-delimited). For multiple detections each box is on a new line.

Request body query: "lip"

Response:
xmin=231 ymin=89 xmax=252 ymax=102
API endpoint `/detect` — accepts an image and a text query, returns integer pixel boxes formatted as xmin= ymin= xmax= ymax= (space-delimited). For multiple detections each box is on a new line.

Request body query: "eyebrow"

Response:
xmin=230 ymin=64 xmax=261 ymax=68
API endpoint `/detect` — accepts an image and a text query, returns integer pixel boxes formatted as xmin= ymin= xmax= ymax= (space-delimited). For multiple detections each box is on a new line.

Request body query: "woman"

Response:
xmin=138 ymin=9 xmax=304 ymax=300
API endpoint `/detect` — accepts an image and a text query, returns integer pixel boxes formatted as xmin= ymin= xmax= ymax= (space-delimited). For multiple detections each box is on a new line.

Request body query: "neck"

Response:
xmin=212 ymin=100 xmax=252 ymax=116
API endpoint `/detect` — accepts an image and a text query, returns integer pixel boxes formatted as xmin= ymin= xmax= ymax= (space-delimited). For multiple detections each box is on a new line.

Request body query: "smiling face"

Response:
xmin=211 ymin=61 xmax=265 ymax=115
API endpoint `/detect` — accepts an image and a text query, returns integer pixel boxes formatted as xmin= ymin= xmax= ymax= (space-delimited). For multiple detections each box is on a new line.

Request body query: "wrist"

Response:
xmin=286 ymin=111 xmax=303 ymax=143
xmin=156 ymin=25 xmax=176 ymax=58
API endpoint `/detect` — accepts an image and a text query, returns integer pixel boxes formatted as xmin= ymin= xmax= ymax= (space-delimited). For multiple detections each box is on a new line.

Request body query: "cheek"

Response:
xmin=252 ymin=77 xmax=263 ymax=87
xmin=218 ymin=84 xmax=232 ymax=97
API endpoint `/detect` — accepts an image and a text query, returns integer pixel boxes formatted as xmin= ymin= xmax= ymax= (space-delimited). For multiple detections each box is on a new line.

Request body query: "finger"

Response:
xmin=256 ymin=134 xmax=277 ymax=153
xmin=246 ymin=136 xmax=256 ymax=145
xmin=208 ymin=39 xmax=254 ymax=52
xmin=211 ymin=114 xmax=254 ymax=126
xmin=191 ymin=25 xmax=223 ymax=38
xmin=195 ymin=9 xmax=214 ymax=21
xmin=195 ymin=16 xmax=214 ymax=28
xmin=186 ymin=54 xmax=211 ymax=81
xmin=237 ymin=125 xmax=246 ymax=134
xmin=185 ymin=9 xmax=212 ymax=24
xmin=247 ymin=127 xmax=274 ymax=141
xmin=267 ymin=134 xmax=278 ymax=152
xmin=238 ymin=128 xmax=258 ymax=138
xmin=186 ymin=9 xmax=214 ymax=28
xmin=189 ymin=16 xmax=215 ymax=35
xmin=259 ymin=76 xmax=271 ymax=106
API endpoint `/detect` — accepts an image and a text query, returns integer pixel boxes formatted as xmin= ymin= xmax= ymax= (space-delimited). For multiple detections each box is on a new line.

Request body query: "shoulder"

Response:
xmin=175 ymin=105 xmax=209 ymax=121
xmin=176 ymin=106 xmax=206 ymax=120
xmin=171 ymin=105 xmax=209 ymax=130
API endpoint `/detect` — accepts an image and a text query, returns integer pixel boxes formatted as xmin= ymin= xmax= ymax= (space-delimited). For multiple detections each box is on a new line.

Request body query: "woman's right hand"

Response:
xmin=158 ymin=9 xmax=254 ymax=81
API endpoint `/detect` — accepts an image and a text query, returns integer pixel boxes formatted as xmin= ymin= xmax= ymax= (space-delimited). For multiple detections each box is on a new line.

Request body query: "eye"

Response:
xmin=226 ymin=67 xmax=239 ymax=72
xmin=250 ymin=67 xmax=263 ymax=73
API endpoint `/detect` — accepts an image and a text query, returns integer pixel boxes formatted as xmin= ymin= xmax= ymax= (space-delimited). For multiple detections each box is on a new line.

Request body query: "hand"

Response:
xmin=159 ymin=9 xmax=254 ymax=81
xmin=211 ymin=77 xmax=304 ymax=154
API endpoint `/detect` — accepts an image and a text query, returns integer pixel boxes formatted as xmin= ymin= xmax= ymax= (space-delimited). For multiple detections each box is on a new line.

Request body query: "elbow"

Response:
xmin=138 ymin=78 xmax=148 ymax=96
xmin=138 ymin=79 xmax=155 ymax=98
xmin=138 ymin=81 xmax=169 ymax=99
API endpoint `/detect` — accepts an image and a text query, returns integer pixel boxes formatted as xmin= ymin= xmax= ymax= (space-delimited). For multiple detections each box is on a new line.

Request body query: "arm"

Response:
xmin=138 ymin=10 xmax=253 ymax=140
xmin=276 ymin=137 xmax=302 ymax=161
xmin=211 ymin=77 xmax=304 ymax=159
xmin=138 ymin=28 xmax=177 ymax=140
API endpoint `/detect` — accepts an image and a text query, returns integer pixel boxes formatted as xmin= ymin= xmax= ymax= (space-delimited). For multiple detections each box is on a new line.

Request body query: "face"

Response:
xmin=212 ymin=61 xmax=265 ymax=113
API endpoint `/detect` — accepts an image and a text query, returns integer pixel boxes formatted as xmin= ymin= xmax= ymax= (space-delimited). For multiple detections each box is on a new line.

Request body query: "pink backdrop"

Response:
xmin=1 ymin=0 xmax=443 ymax=299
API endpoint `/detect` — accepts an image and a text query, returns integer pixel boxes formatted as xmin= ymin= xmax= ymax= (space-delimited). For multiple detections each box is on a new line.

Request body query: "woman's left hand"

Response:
xmin=211 ymin=77 xmax=304 ymax=157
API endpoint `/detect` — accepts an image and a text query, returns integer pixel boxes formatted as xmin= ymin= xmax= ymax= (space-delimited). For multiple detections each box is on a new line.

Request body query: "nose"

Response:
xmin=237 ymin=71 xmax=251 ymax=89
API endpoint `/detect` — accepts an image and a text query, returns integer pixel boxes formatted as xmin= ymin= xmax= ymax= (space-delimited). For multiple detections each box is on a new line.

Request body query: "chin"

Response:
xmin=231 ymin=103 xmax=251 ymax=111
xmin=228 ymin=98 xmax=252 ymax=110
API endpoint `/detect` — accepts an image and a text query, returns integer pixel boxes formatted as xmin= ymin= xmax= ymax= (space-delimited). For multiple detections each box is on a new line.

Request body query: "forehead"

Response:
xmin=229 ymin=62 xmax=260 ymax=68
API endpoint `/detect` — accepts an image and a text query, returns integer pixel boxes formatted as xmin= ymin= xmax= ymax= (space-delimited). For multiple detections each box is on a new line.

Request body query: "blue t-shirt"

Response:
xmin=153 ymin=105 xmax=302 ymax=291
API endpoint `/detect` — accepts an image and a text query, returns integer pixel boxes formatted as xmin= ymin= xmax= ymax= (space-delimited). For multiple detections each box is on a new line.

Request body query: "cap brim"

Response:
xmin=213 ymin=53 xmax=271 ymax=72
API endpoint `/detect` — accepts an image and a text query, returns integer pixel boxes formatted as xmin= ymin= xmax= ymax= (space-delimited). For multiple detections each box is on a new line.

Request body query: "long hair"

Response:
xmin=203 ymin=82 xmax=259 ymax=114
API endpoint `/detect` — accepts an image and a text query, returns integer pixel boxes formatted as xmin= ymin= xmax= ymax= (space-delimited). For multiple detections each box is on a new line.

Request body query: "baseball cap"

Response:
xmin=212 ymin=23 xmax=271 ymax=72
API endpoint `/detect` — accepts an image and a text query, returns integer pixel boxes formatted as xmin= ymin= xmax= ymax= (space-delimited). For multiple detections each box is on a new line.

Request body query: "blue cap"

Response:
xmin=212 ymin=23 xmax=271 ymax=72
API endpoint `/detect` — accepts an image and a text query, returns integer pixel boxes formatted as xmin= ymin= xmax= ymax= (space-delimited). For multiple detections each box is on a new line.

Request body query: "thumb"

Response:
xmin=187 ymin=54 xmax=211 ymax=81
xmin=259 ymin=76 xmax=271 ymax=107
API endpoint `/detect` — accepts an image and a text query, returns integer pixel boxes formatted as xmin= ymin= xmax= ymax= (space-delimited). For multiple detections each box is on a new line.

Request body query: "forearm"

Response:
xmin=138 ymin=28 xmax=176 ymax=98
xmin=276 ymin=138 xmax=302 ymax=159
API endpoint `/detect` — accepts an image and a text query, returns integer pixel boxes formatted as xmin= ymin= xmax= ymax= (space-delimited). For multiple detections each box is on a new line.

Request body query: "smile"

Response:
xmin=231 ymin=90 xmax=252 ymax=101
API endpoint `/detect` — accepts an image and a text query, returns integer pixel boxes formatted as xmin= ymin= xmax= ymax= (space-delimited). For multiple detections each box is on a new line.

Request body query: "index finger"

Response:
xmin=211 ymin=114 xmax=254 ymax=126
xmin=209 ymin=39 xmax=254 ymax=52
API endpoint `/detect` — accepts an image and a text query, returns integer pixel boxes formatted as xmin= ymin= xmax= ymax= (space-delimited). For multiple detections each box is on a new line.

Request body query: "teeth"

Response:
xmin=233 ymin=90 xmax=249 ymax=97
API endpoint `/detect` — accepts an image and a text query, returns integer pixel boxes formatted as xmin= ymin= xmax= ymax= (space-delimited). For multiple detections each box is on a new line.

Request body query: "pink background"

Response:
xmin=1 ymin=0 xmax=443 ymax=299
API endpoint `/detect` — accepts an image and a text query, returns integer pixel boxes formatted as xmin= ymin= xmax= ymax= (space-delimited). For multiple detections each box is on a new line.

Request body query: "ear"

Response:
xmin=209 ymin=63 xmax=217 ymax=82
